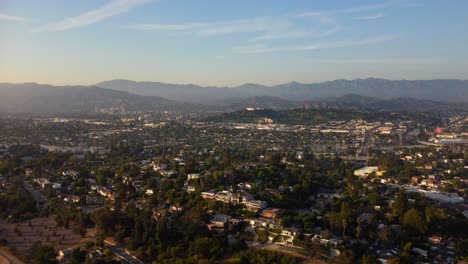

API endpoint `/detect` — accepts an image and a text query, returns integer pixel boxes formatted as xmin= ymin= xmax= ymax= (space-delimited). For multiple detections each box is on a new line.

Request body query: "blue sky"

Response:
xmin=1 ymin=0 xmax=467 ymax=86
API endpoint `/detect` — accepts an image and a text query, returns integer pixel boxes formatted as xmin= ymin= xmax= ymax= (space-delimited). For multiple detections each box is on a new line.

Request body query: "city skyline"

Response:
xmin=1 ymin=0 xmax=467 ymax=86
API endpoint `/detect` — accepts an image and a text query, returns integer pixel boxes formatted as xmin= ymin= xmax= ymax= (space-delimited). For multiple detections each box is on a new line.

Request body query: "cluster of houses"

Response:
xmin=201 ymin=190 xmax=268 ymax=212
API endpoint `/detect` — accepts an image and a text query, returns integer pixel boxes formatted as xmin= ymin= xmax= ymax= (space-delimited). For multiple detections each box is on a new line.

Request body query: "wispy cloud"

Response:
xmin=336 ymin=2 xmax=390 ymax=14
xmin=0 ymin=13 xmax=25 ymax=22
xmin=127 ymin=23 xmax=207 ymax=31
xmin=129 ymin=17 xmax=291 ymax=37
xmin=315 ymin=34 xmax=397 ymax=48
xmin=233 ymin=44 xmax=282 ymax=54
xmin=233 ymin=34 xmax=398 ymax=54
xmin=298 ymin=1 xmax=395 ymax=23
xmin=296 ymin=12 xmax=335 ymax=24
xmin=318 ymin=57 xmax=447 ymax=65
xmin=198 ymin=18 xmax=290 ymax=36
xmin=248 ymin=26 xmax=340 ymax=42
xmin=320 ymin=26 xmax=341 ymax=36
xmin=33 ymin=0 xmax=150 ymax=32
xmin=128 ymin=16 xmax=341 ymax=43
xmin=249 ymin=30 xmax=315 ymax=42
xmin=355 ymin=13 xmax=385 ymax=20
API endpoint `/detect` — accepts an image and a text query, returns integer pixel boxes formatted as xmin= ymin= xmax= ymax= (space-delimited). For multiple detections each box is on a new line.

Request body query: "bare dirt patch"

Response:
xmin=0 ymin=217 xmax=93 ymax=258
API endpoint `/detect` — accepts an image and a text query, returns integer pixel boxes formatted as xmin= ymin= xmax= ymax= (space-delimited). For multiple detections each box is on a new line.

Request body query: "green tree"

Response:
xmin=403 ymin=208 xmax=428 ymax=234
xmin=91 ymin=208 xmax=117 ymax=235
xmin=362 ymin=255 xmax=380 ymax=264
xmin=69 ymin=248 xmax=86 ymax=264
xmin=189 ymin=237 xmax=224 ymax=259
xmin=392 ymin=189 xmax=408 ymax=219
xmin=329 ymin=249 xmax=354 ymax=264
xmin=32 ymin=243 xmax=57 ymax=264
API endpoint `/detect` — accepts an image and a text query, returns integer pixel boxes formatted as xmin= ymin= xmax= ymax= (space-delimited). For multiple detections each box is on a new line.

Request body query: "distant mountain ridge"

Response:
xmin=0 ymin=80 xmax=467 ymax=113
xmin=0 ymin=83 xmax=195 ymax=113
xmin=97 ymin=78 xmax=468 ymax=103
xmin=304 ymin=94 xmax=468 ymax=112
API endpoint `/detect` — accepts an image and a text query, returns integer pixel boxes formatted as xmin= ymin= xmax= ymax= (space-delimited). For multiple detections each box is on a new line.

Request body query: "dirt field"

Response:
xmin=0 ymin=254 xmax=10 ymax=264
xmin=0 ymin=217 xmax=94 ymax=258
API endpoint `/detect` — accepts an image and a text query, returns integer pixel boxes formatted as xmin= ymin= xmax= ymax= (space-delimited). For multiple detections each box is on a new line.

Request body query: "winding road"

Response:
xmin=0 ymin=248 xmax=24 ymax=264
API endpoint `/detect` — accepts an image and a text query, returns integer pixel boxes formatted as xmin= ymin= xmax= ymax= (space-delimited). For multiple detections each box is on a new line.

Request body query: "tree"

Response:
xmin=362 ymin=255 xmax=380 ymax=264
xmin=425 ymin=206 xmax=447 ymax=226
xmin=32 ymin=243 xmax=57 ymax=264
xmin=329 ymin=249 xmax=354 ymax=264
xmin=356 ymin=218 xmax=363 ymax=239
xmin=327 ymin=201 xmax=354 ymax=237
xmin=69 ymin=248 xmax=86 ymax=264
xmin=344 ymin=174 xmax=360 ymax=199
xmin=189 ymin=237 xmax=224 ymax=259
xmin=91 ymin=208 xmax=117 ymax=235
xmin=392 ymin=189 xmax=408 ymax=220
xmin=367 ymin=191 xmax=381 ymax=206
xmin=403 ymin=208 xmax=427 ymax=234
xmin=378 ymin=226 xmax=400 ymax=247
xmin=237 ymin=250 xmax=299 ymax=264
xmin=401 ymin=242 xmax=412 ymax=257
xmin=339 ymin=202 xmax=353 ymax=237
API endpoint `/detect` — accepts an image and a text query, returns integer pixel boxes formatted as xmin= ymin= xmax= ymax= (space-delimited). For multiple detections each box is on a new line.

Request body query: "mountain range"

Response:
xmin=0 ymin=83 xmax=189 ymax=113
xmin=97 ymin=78 xmax=468 ymax=103
xmin=0 ymin=78 xmax=467 ymax=113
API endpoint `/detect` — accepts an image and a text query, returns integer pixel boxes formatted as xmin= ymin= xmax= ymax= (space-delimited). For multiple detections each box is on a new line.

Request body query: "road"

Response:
xmin=104 ymin=240 xmax=143 ymax=264
xmin=107 ymin=246 xmax=142 ymax=264
xmin=0 ymin=248 xmax=24 ymax=264
xmin=86 ymin=229 xmax=143 ymax=264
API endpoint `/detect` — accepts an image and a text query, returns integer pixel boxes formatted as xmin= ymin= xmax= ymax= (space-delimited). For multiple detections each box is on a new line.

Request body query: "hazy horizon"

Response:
xmin=2 ymin=77 xmax=468 ymax=88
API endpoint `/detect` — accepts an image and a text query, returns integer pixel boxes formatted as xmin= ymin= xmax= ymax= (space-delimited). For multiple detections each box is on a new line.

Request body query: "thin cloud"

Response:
xmin=298 ymin=1 xmax=396 ymax=23
xmin=33 ymin=0 xmax=150 ymax=32
xmin=127 ymin=23 xmax=207 ymax=31
xmin=128 ymin=17 xmax=291 ymax=37
xmin=320 ymin=26 xmax=341 ymax=36
xmin=249 ymin=30 xmax=315 ymax=42
xmin=233 ymin=34 xmax=398 ymax=54
xmin=355 ymin=13 xmax=385 ymax=20
xmin=314 ymin=34 xmax=398 ymax=49
xmin=233 ymin=44 xmax=284 ymax=54
xmin=336 ymin=2 xmax=390 ymax=14
xmin=197 ymin=18 xmax=290 ymax=36
xmin=248 ymin=26 xmax=340 ymax=42
xmin=0 ymin=13 xmax=25 ymax=22
xmin=318 ymin=57 xmax=447 ymax=65
xmin=297 ymin=12 xmax=335 ymax=24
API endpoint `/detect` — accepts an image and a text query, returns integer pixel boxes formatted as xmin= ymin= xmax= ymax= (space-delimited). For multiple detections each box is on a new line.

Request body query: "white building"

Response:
xmin=354 ymin=166 xmax=379 ymax=178
xmin=187 ymin=173 xmax=202 ymax=181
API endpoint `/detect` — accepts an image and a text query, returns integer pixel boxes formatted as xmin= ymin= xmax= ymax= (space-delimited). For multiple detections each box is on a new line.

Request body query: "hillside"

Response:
xmin=0 ymin=83 xmax=191 ymax=113
xmin=205 ymin=108 xmax=365 ymax=125
xmin=307 ymin=94 xmax=468 ymax=112
xmin=97 ymin=78 xmax=468 ymax=103
xmin=0 ymin=83 xmax=466 ymax=114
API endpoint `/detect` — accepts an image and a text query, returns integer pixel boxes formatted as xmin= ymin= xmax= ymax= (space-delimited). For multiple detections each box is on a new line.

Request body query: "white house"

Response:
xmin=354 ymin=166 xmax=379 ymax=178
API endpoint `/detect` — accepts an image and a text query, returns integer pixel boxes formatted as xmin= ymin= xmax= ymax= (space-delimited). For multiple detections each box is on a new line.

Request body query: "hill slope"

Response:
xmin=0 ymin=83 xmax=187 ymax=113
xmin=97 ymin=78 xmax=468 ymax=103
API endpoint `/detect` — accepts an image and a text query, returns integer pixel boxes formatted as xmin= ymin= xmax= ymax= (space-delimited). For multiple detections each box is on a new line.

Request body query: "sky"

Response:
xmin=0 ymin=0 xmax=467 ymax=86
